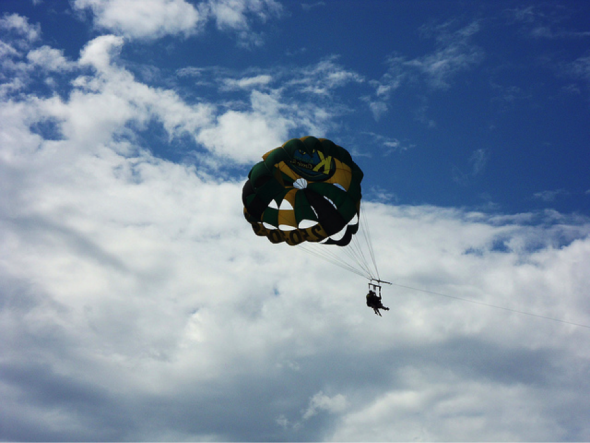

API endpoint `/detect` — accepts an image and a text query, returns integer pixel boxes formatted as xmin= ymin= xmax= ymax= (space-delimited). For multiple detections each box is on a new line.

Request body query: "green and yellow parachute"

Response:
xmin=242 ymin=136 xmax=363 ymax=246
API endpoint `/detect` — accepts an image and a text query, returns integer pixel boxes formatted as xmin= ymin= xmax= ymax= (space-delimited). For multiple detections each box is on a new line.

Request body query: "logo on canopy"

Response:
xmin=289 ymin=149 xmax=335 ymax=181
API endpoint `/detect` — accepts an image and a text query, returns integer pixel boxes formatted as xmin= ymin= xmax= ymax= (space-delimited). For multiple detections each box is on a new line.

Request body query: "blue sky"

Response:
xmin=1 ymin=0 xmax=590 ymax=441
xmin=7 ymin=0 xmax=590 ymax=213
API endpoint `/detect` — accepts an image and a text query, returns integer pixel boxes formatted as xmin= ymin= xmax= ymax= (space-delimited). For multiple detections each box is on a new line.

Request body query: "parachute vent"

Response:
xmin=294 ymin=178 xmax=308 ymax=189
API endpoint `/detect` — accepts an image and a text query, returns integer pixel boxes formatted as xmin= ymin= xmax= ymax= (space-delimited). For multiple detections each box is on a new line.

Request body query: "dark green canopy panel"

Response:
xmin=242 ymin=136 xmax=364 ymax=246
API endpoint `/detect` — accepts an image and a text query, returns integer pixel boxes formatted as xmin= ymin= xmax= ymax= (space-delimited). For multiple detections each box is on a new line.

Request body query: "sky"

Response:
xmin=1 ymin=0 xmax=590 ymax=441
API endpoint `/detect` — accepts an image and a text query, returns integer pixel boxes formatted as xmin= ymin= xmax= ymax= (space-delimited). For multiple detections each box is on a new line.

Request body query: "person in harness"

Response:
xmin=366 ymin=287 xmax=389 ymax=316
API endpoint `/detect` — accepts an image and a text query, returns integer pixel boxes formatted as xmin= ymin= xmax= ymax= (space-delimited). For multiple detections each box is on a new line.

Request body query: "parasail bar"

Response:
xmin=370 ymin=278 xmax=392 ymax=285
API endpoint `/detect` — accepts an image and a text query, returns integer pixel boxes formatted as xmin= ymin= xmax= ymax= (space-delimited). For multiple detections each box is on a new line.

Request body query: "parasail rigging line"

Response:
xmin=358 ymin=208 xmax=380 ymax=281
xmin=298 ymin=243 xmax=372 ymax=279
xmin=392 ymin=282 xmax=590 ymax=330
xmin=297 ymin=208 xmax=382 ymax=283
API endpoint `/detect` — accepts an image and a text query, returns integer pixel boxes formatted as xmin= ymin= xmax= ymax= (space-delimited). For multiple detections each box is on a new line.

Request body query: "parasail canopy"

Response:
xmin=242 ymin=136 xmax=364 ymax=246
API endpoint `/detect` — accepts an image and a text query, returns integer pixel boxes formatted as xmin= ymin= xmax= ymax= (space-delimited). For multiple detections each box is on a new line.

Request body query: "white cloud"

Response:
xmin=178 ymin=60 xmax=360 ymax=163
xmin=73 ymin=0 xmax=205 ymax=39
xmin=570 ymin=55 xmax=590 ymax=83
xmin=288 ymin=55 xmax=364 ymax=96
xmin=470 ymin=148 xmax=488 ymax=175
xmin=368 ymin=21 xmax=484 ymax=119
xmin=207 ymin=0 xmax=282 ymax=31
xmin=26 ymin=46 xmax=74 ymax=72
xmin=1 ymin=14 xmax=44 ymax=97
xmin=533 ymin=189 xmax=569 ymax=202
xmin=505 ymin=5 xmax=590 ymax=40
xmin=40 ymin=35 xmax=216 ymax=155
xmin=72 ymin=0 xmax=282 ymax=43
xmin=5 ymin=29 xmax=338 ymax=170
xmin=453 ymin=148 xmax=489 ymax=185
xmin=0 ymin=40 xmax=19 ymax=59
xmin=368 ymin=185 xmax=398 ymax=203
xmin=196 ymin=90 xmax=294 ymax=163
xmin=367 ymin=99 xmax=388 ymax=120
xmin=406 ymin=21 xmax=484 ymax=89
xmin=362 ymin=131 xmax=413 ymax=155
xmin=330 ymin=374 xmax=572 ymax=441
xmin=0 ymin=13 xmax=41 ymax=43
xmin=301 ymin=2 xmax=326 ymax=12
xmin=302 ymin=391 xmax=348 ymax=420
xmin=174 ymin=59 xmax=365 ymax=145
xmin=78 ymin=34 xmax=124 ymax=71
xmin=51 ymin=36 xmax=341 ymax=169
xmin=221 ymin=73 xmax=273 ymax=90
